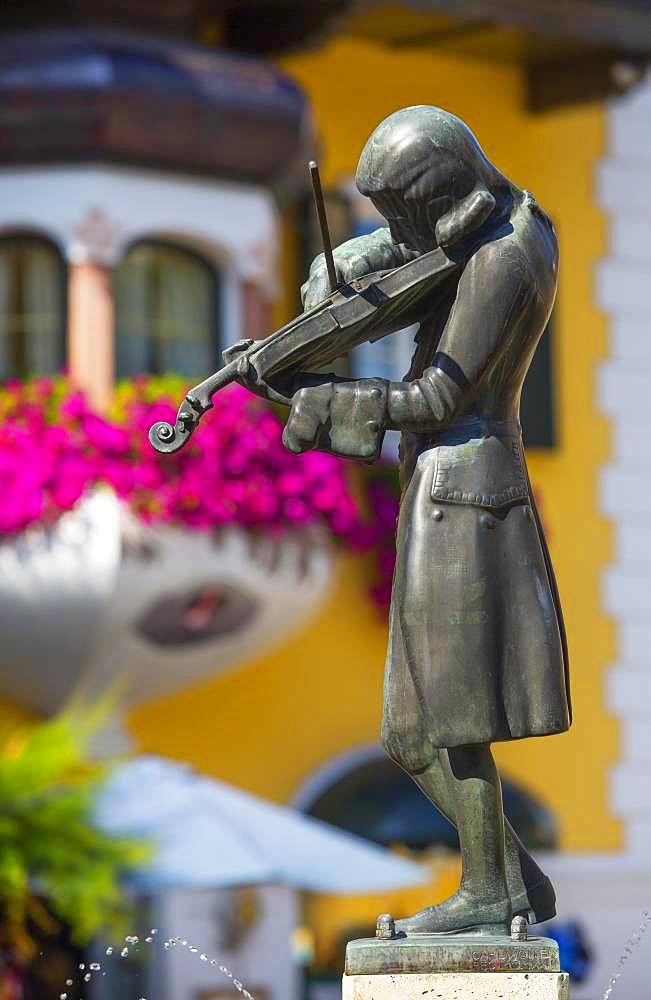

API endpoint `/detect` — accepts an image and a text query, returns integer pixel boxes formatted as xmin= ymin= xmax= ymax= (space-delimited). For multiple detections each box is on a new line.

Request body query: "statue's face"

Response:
xmin=377 ymin=192 xmax=455 ymax=253
xmin=384 ymin=211 xmax=424 ymax=251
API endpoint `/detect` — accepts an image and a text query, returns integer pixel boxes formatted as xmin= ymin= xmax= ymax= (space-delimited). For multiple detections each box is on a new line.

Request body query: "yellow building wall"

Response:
xmin=130 ymin=32 xmax=620 ymax=851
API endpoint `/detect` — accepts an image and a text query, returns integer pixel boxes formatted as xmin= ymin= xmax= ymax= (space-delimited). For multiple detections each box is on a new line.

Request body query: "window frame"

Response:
xmin=114 ymin=237 xmax=222 ymax=380
xmin=0 ymin=230 xmax=67 ymax=382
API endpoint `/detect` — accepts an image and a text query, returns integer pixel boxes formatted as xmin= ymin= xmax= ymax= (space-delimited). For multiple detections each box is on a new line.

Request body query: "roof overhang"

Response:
xmin=0 ymin=29 xmax=314 ymax=188
xmin=407 ymin=0 xmax=651 ymax=54
xmin=348 ymin=0 xmax=651 ymax=111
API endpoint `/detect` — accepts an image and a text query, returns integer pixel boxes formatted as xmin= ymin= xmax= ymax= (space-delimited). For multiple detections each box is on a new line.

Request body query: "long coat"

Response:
xmin=380 ymin=191 xmax=571 ymax=759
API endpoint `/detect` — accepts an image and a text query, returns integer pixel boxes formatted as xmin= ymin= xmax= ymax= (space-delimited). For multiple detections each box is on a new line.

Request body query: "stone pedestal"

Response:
xmin=342 ymin=971 xmax=570 ymax=999
xmin=343 ymin=931 xmax=570 ymax=999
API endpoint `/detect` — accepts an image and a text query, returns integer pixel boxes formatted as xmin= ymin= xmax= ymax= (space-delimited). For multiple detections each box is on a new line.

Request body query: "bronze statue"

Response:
xmin=150 ymin=105 xmax=571 ymax=938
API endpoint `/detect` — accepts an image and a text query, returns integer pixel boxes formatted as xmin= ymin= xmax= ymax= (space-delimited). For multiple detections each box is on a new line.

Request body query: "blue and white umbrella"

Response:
xmin=95 ymin=755 xmax=427 ymax=894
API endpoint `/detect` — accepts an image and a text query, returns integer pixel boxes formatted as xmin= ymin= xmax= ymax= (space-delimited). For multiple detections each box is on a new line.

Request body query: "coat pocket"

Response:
xmin=430 ymin=433 xmax=529 ymax=508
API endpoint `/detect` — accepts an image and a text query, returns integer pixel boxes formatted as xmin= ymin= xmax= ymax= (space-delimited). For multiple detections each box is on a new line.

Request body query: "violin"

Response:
xmin=149 ymin=164 xmax=462 ymax=455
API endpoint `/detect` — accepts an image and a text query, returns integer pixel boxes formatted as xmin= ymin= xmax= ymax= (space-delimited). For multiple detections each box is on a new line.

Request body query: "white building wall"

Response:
xmin=88 ymin=885 xmax=301 ymax=1000
xmin=0 ymin=164 xmax=278 ymax=285
xmin=597 ymin=74 xmax=651 ymax=857
xmin=156 ymin=885 xmax=301 ymax=1000
xmin=541 ymin=855 xmax=650 ymax=1000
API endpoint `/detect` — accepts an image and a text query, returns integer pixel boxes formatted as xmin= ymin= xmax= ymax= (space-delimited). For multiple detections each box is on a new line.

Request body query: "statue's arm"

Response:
xmin=385 ymin=243 xmax=530 ymax=432
xmin=281 ymin=241 xmax=533 ymax=459
xmin=301 ymin=228 xmax=416 ymax=309
xmin=253 ymin=227 xmax=412 ymax=404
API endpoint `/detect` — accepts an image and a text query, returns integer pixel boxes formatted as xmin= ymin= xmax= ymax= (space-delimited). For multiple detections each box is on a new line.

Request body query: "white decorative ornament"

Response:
xmin=0 ymin=489 xmax=333 ymax=738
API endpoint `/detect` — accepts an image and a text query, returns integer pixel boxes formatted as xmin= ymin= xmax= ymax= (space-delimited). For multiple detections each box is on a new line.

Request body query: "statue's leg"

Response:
xmin=381 ymin=697 xmax=554 ymax=922
xmin=407 ymin=755 xmax=555 ymax=923
xmin=395 ymin=743 xmax=511 ymax=934
xmin=382 ymin=614 xmax=554 ymax=930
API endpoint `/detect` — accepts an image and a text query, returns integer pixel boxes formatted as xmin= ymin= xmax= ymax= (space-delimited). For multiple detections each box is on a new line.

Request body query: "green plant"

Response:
xmin=0 ymin=705 xmax=149 ymax=957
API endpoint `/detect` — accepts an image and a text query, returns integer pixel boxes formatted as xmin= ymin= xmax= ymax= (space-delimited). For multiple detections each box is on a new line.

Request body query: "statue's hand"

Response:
xmin=282 ymin=379 xmax=388 ymax=461
xmin=300 ymin=253 xmax=344 ymax=310
xmin=222 ymin=338 xmax=254 ymax=365
xmin=282 ymin=384 xmax=332 ymax=453
xmin=301 ymin=234 xmax=387 ymax=310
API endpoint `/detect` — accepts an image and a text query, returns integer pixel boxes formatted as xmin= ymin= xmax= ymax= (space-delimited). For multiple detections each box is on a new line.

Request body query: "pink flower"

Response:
xmin=82 ymin=414 xmax=130 ymax=454
xmin=0 ymin=375 xmax=398 ymax=614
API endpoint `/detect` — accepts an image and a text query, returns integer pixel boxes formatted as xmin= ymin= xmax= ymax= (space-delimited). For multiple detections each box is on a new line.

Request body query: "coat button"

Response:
xmin=370 ymin=387 xmax=382 ymax=398
xmin=480 ymin=513 xmax=496 ymax=529
xmin=367 ymin=420 xmax=380 ymax=432
xmin=432 ymin=508 xmax=443 ymax=521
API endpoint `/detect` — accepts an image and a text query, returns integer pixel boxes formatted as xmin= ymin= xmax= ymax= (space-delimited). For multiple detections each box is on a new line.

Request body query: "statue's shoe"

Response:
xmin=510 ymin=876 xmax=556 ymax=925
xmin=394 ymin=892 xmax=511 ymax=936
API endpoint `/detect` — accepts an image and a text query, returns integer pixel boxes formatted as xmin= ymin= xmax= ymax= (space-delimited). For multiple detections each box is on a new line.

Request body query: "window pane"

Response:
xmin=115 ymin=242 xmax=219 ymax=378
xmin=521 ymin=318 xmax=556 ymax=448
xmin=0 ymin=236 xmax=65 ymax=379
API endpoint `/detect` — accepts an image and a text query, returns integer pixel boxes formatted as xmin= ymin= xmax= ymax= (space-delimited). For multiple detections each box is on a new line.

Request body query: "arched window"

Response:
xmin=115 ymin=241 xmax=220 ymax=379
xmin=0 ymin=234 xmax=66 ymax=380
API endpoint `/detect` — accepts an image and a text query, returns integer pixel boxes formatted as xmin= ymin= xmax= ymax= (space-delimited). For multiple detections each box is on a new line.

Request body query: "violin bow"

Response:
xmin=309 ymin=160 xmax=339 ymax=294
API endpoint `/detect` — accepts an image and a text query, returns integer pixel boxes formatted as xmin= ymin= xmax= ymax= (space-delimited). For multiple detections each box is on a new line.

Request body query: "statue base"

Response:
xmin=343 ymin=932 xmax=569 ymax=998
xmin=342 ymin=971 xmax=570 ymax=999
xmin=346 ymin=931 xmax=561 ymax=976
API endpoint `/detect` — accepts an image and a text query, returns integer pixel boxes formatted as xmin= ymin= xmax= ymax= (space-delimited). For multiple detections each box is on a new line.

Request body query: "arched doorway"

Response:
xmin=115 ymin=240 xmax=221 ymax=378
xmin=0 ymin=233 xmax=66 ymax=380
xmin=299 ymin=750 xmax=559 ymax=851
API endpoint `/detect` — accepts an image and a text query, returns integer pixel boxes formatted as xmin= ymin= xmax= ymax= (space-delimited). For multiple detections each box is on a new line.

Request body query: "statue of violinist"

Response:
xmin=150 ymin=105 xmax=571 ymax=938
xmin=284 ymin=105 xmax=571 ymax=937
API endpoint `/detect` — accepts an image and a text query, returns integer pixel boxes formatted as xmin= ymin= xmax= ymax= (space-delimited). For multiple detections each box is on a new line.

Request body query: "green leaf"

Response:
xmin=0 ymin=703 xmax=149 ymax=952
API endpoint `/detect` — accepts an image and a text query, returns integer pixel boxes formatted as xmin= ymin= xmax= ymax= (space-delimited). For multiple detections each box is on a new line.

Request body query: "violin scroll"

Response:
xmin=149 ymin=397 xmax=205 ymax=454
xmin=148 ymin=352 xmax=247 ymax=454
